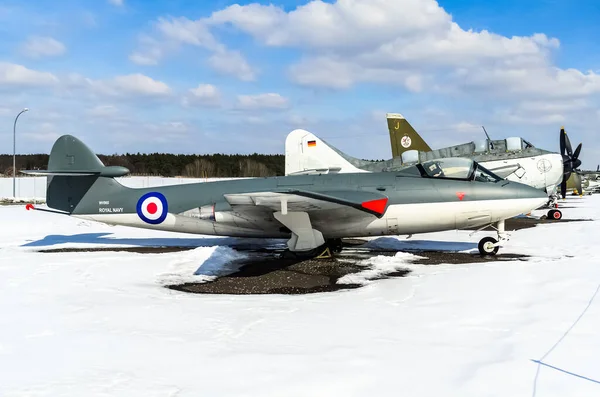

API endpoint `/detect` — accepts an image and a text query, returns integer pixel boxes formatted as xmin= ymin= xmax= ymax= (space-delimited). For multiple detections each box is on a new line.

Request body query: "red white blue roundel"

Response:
xmin=136 ymin=192 xmax=168 ymax=224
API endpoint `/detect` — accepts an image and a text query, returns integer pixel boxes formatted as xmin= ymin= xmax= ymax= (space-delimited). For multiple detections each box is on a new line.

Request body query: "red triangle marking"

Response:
xmin=361 ymin=198 xmax=388 ymax=214
xmin=25 ymin=203 xmax=35 ymax=211
xmin=456 ymin=192 xmax=465 ymax=201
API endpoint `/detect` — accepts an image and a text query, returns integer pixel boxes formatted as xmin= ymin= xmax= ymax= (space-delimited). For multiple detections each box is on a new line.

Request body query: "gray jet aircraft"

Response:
xmin=23 ymin=135 xmax=548 ymax=257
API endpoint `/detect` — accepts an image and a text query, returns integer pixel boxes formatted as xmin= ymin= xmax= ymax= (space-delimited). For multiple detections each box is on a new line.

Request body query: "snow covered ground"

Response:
xmin=0 ymin=196 xmax=599 ymax=396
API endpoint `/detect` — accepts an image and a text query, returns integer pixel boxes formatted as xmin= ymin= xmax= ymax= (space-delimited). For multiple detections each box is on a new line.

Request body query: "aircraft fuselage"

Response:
xmin=72 ymin=171 xmax=547 ymax=240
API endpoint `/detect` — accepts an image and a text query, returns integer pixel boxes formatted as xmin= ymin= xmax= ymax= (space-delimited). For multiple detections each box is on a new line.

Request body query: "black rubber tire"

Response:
xmin=327 ymin=238 xmax=343 ymax=253
xmin=478 ymin=237 xmax=499 ymax=256
xmin=548 ymin=209 xmax=562 ymax=220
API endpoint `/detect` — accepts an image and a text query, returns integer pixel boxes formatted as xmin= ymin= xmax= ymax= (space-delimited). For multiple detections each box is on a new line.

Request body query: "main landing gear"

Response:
xmin=280 ymin=238 xmax=343 ymax=260
xmin=474 ymin=220 xmax=509 ymax=256
xmin=274 ymin=207 xmax=343 ymax=260
xmin=545 ymin=194 xmax=563 ymax=220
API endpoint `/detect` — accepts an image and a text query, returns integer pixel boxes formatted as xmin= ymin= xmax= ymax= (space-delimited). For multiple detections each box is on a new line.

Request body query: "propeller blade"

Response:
xmin=560 ymin=127 xmax=566 ymax=156
xmin=573 ymin=159 xmax=582 ymax=169
xmin=564 ymin=131 xmax=573 ymax=158
xmin=561 ymin=180 xmax=567 ymax=199
xmin=573 ymin=143 xmax=582 ymax=160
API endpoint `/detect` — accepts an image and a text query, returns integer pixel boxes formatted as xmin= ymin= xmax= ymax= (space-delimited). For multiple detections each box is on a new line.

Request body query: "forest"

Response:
xmin=0 ymin=152 xmax=286 ymax=178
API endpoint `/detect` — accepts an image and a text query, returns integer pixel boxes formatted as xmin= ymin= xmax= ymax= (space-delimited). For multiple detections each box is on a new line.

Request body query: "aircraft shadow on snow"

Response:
xmin=20 ymin=232 xmax=288 ymax=250
xmin=21 ymin=233 xmax=478 ymax=253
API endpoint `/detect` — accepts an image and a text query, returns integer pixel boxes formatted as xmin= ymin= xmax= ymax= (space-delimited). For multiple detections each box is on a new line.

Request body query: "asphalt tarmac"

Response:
xmin=168 ymin=249 xmax=530 ymax=295
xmin=38 ymin=216 xmax=590 ymax=295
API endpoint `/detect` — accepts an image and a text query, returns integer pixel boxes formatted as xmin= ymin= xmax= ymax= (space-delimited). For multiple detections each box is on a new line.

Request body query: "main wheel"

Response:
xmin=478 ymin=237 xmax=499 ymax=256
xmin=548 ymin=209 xmax=562 ymax=220
xmin=327 ymin=238 xmax=343 ymax=253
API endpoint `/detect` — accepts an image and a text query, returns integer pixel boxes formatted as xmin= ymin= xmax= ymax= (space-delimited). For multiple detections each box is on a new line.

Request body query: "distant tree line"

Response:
xmin=0 ymin=153 xmax=286 ymax=178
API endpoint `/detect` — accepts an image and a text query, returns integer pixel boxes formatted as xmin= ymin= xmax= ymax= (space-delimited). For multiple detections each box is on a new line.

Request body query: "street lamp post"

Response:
xmin=13 ymin=108 xmax=29 ymax=199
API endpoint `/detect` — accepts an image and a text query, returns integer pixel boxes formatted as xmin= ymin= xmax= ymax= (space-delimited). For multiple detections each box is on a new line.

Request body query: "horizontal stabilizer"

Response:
xmin=21 ymin=170 xmax=99 ymax=176
xmin=287 ymin=167 xmax=343 ymax=176
xmin=20 ymin=165 xmax=129 ymax=177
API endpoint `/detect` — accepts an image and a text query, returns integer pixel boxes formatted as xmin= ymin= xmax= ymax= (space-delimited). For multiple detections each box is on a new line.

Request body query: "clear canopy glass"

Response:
xmin=420 ymin=158 xmax=475 ymax=179
xmin=418 ymin=158 xmax=502 ymax=182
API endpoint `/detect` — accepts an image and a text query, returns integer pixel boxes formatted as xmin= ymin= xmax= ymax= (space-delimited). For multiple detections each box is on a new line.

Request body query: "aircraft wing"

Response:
xmin=223 ymin=189 xmax=389 ymax=218
xmin=578 ymin=171 xmax=600 ymax=176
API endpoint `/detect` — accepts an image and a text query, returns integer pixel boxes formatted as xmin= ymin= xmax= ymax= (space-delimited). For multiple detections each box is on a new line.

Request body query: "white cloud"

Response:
xmin=129 ymin=16 xmax=257 ymax=81
xmin=108 ymin=0 xmax=123 ymax=6
xmin=21 ymin=36 xmax=66 ymax=59
xmin=129 ymin=17 xmax=221 ymax=66
xmin=112 ymin=74 xmax=171 ymax=96
xmin=129 ymin=52 xmax=158 ymax=66
xmin=67 ymin=73 xmax=171 ymax=97
xmin=0 ymin=62 xmax=59 ymax=86
xmin=452 ymin=121 xmax=482 ymax=134
xmin=86 ymin=105 xmax=119 ymax=117
xmin=156 ymin=16 xmax=220 ymax=49
xmin=236 ymin=93 xmax=289 ymax=110
xmin=183 ymin=83 xmax=220 ymax=107
xmin=208 ymin=50 xmax=256 ymax=81
xmin=22 ymin=122 xmax=60 ymax=143
xmin=205 ymin=0 xmax=599 ymax=102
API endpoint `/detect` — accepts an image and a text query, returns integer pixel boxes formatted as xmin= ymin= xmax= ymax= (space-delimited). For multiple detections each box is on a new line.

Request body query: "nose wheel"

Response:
xmin=475 ymin=220 xmax=509 ymax=256
xmin=478 ymin=237 xmax=499 ymax=255
xmin=547 ymin=209 xmax=563 ymax=220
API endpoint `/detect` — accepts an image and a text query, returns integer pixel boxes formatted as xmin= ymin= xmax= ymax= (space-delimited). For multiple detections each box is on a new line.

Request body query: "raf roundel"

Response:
xmin=136 ymin=192 xmax=168 ymax=225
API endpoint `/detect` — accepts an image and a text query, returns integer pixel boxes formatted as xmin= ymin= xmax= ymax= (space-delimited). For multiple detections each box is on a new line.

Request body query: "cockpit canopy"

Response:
xmin=506 ymin=137 xmax=534 ymax=151
xmin=415 ymin=157 xmax=503 ymax=182
xmin=472 ymin=137 xmax=535 ymax=154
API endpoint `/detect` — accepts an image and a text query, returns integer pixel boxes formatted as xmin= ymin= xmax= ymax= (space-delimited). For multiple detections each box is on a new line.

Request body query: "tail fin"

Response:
xmin=284 ymin=129 xmax=367 ymax=175
xmin=386 ymin=113 xmax=432 ymax=158
xmin=22 ymin=135 xmax=129 ymax=213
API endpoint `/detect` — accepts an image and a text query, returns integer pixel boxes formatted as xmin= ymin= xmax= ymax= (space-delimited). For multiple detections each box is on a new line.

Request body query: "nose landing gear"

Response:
xmin=475 ymin=220 xmax=510 ymax=256
xmin=545 ymin=195 xmax=563 ymax=220
xmin=547 ymin=209 xmax=563 ymax=220
xmin=478 ymin=237 xmax=499 ymax=255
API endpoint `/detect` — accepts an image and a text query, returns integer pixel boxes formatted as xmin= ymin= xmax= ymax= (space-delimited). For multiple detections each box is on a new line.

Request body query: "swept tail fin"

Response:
xmin=386 ymin=113 xmax=432 ymax=158
xmin=23 ymin=135 xmax=129 ymax=213
xmin=284 ymin=129 xmax=367 ymax=175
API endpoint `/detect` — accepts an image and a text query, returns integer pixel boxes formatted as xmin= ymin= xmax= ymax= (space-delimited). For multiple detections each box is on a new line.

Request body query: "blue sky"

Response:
xmin=0 ymin=0 xmax=599 ymax=169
